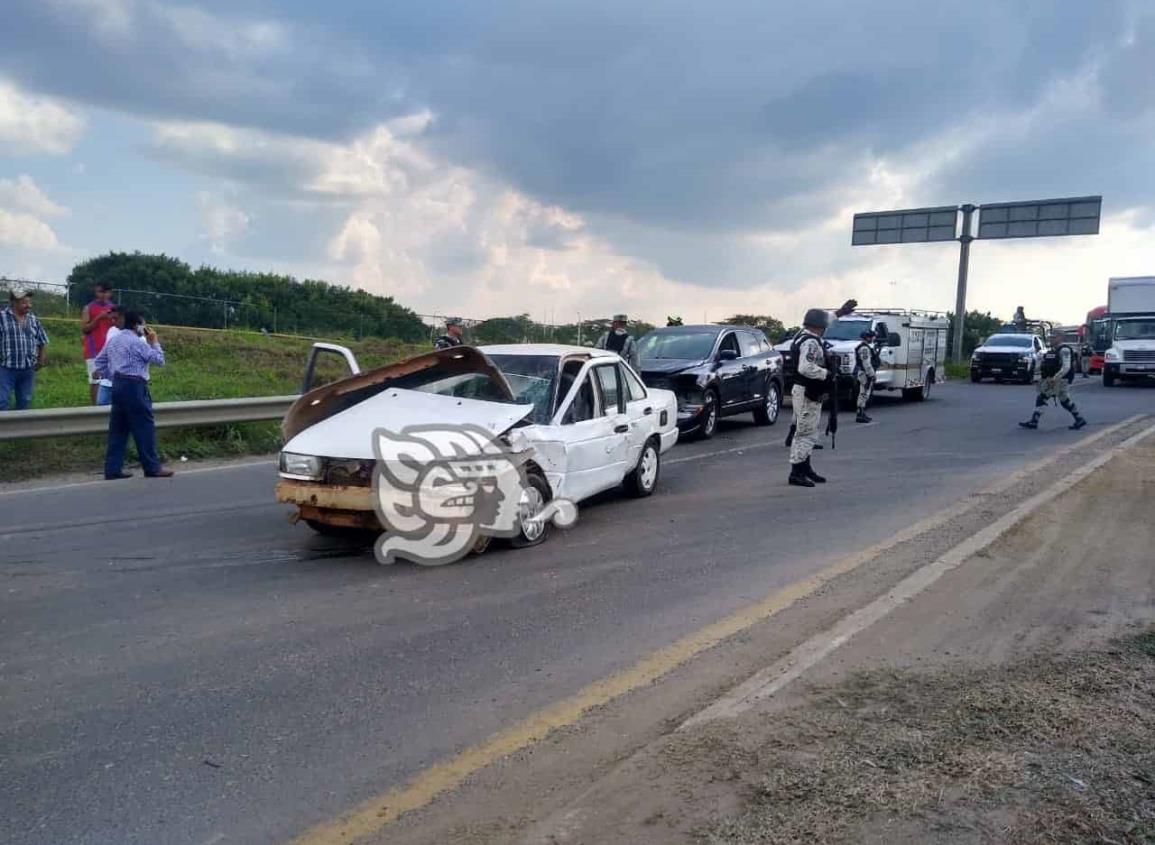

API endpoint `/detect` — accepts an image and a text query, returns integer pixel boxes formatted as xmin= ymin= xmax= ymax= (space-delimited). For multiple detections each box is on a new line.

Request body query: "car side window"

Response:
xmin=593 ymin=364 xmax=624 ymax=415
xmin=621 ymin=364 xmax=647 ymax=401
xmin=718 ymin=332 xmax=740 ymax=356
xmin=562 ymin=374 xmax=598 ymax=424
xmin=737 ymin=331 xmax=760 ymax=357
xmin=755 ymin=332 xmax=771 ymax=353
xmin=875 ymin=323 xmax=889 ymax=341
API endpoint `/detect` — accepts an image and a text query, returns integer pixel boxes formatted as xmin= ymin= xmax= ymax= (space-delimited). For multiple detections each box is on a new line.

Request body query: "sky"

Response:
xmin=2 ymin=0 xmax=1154 ymax=327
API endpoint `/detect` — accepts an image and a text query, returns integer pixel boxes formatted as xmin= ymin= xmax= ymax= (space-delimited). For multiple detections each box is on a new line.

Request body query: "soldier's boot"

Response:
xmin=803 ymin=457 xmax=826 ymax=484
xmin=1070 ymin=416 xmax=1087 ymax=431
xmin=788 ymin=462 xmax=815 ymax=488
xmin=784 ymin=423 xmax=795 ymax=447
xmin=1019 ymin=409 xmax=1042 ymax=430
xmin=855 ymin=410 xmax=871 ymax=423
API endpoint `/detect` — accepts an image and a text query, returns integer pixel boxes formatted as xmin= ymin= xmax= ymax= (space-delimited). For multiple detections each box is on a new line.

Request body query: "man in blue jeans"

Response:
xmin=0 ymin=288 xmax=50 ymax=411
xmin=92 ymin=310 xmax=174 ymax=480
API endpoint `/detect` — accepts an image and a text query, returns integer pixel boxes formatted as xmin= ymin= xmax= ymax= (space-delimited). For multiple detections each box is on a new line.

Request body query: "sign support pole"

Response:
xmin=951 ymin=204 xmax=975 ymax=364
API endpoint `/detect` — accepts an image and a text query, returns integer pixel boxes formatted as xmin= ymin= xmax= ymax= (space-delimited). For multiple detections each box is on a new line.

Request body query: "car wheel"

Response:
xmin=753 ymin=380 xmax=781 ymax=426
xmin=624 ymin=437 xmax=661 ymax=498
xmin=1103 ymin=369 xmax=1115 ymax=387
xmin=510 ymin=472 xmax=552 ymax=548
xmin=970 ymin=371 xmax=982 ymax=383
xmin=697 ymin=390 xmax=719 ymax=439
xmin=1021 ymin=364 xmax=1034 ymax=385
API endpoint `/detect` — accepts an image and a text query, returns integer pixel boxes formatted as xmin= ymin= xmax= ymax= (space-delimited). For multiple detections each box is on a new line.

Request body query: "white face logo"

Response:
xmin=372 ymin=424 xmax=576 ymax=566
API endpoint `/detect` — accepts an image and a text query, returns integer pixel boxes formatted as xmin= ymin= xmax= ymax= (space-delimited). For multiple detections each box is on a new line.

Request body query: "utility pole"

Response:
xmin=952 ymin=204 xmax=976 ymax=364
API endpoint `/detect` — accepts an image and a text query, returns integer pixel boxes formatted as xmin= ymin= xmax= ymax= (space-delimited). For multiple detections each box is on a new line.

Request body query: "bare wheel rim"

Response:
xmin=518 ymin=484 xmax=546 ymax=542
xmin=639 ymin=445 xmax=659 ymax=490
xmin=766 ymin=385 xmax=780 ymax=420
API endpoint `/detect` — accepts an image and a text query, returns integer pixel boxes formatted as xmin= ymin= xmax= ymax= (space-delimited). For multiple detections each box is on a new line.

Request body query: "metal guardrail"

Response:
xmin=0 ymin=395 xmax=297 ymax=441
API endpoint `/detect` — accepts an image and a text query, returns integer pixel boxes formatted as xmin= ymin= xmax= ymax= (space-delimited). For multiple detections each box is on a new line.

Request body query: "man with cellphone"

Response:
xmin=92 ymin=310 xmax=174 ymax=480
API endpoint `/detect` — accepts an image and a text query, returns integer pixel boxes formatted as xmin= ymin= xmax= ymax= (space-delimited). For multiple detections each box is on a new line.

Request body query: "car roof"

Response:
xmin=478 ymin=343 xmax=618 ymax=358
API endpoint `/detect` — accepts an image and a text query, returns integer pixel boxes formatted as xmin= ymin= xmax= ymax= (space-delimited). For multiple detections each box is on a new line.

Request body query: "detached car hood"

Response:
xmin=640 ymin=358 xmax=708 ymax=375
xmin=283 ymin=388 xmax=534 ymax=460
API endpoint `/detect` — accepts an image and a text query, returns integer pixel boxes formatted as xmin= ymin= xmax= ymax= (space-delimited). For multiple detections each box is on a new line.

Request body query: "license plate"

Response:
xmin=991 ymin=368 xmax=1002 ymax=373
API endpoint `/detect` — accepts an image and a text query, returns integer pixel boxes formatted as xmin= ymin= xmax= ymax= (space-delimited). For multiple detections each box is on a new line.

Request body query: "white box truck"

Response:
xmin=1103 ymin=276 xmax=1155 ymax=386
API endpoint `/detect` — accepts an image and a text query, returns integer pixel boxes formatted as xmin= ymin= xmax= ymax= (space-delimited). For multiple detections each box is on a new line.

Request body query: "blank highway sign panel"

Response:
xmin=976 ymin=196 xmax=1101 ymax=240
xmin=852 ymin=207 xmax=959 ymax=245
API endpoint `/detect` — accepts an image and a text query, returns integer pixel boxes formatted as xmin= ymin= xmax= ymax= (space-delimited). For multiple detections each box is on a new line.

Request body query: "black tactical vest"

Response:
xmin=791 ymin=333 xmax=828 ymax=398
xmin=605 ymin=330 xmax=628 ymax=354
xmin=1040 ymin=344 xmax=1075 ymax=382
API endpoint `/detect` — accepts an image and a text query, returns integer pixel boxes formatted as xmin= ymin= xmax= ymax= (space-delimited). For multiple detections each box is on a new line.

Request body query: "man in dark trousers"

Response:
xmin=92 ymin=311 xmax=173 ymax=480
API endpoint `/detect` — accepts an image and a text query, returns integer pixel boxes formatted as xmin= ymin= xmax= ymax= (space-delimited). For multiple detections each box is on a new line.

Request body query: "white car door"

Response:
xmin=591 ymin=362 xmax=633 ymax=484
xmin=619 ymin=362 xmax=656 ymax=467
xmin=552 ymin=364 xmax=624 ymax=502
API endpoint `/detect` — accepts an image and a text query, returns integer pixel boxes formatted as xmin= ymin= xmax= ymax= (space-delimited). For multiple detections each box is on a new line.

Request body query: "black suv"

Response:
xmin=636 ymin=324 xmax=784 ymax=439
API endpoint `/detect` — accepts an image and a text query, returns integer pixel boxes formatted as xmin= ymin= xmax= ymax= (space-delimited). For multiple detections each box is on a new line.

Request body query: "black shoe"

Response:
xmin=784 ymin=423 xmax=796 ymax=447
xmin=812 ymin=442 xmax=824 ymax=450
xmin=105 ymin=472 xmax=133 ymax=480
xmin=1070 ymin=418 xmax=1087 ymax=431
xmin=1018 ymin=420 xmax=1038 ymax=430
xmin=145 ymin=468 xmax=175 ymax=478
xmin=788 ymin=465 xmax=815 ymax=487
xmin=803 ymin=457 xmax=826 ymax=484
xmin=855 ymin=411 xmax=871 ymax=423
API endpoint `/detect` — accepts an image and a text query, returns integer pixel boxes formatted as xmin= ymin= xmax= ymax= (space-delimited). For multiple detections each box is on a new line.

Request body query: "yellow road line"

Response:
xmin=289 ymin=413 xmax=1147 ymax=845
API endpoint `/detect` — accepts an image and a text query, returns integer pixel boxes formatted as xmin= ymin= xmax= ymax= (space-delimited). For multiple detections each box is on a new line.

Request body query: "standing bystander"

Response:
xmin=92 ymin=311 xmax=174 ymax=479
xmin=81 ymin=282 xmax=118 ymax=404
xmin=0 ymin=288 xmax=49 ymax=411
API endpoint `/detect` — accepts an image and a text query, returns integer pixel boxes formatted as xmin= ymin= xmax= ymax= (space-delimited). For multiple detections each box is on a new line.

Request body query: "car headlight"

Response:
xmin=279 ymin=451 xmax=323 ymax=480
xmin=1020 ymin=356 xmax=1032 ymax=363
xmin=1105 ymin=348 xmax=1120 ymax=361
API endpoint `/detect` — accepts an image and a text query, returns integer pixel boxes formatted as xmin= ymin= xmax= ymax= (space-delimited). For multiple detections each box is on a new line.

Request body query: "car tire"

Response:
xmin=1020 ymin=364 xmax=1034 ymax=385
xmin=970 ymin=371 xmax=982 ymax=383
xmin=624 ymin=437 xmax=660 ymax=498
xmin=752 ymin=380 xmax=781 ymax=426
xmin=697 ymin=390 xmax=719 ymax=439
xmin=1103 ymin=369 xmax=1115 ymax=387
xmin=509 ymin=472 xmax=552 ymax=548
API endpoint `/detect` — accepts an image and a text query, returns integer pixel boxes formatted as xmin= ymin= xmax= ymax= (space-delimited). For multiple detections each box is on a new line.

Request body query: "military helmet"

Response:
xmin=445 ymin=316 xmax=464 ymax=327
xmin=802 ymin=308 xmax=829 ymax=329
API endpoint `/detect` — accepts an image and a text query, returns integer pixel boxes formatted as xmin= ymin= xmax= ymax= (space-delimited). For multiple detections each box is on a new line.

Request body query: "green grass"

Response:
xmin=0 ymin=319 xmax=426 ymax=481
xmin=945 ymin=361 xmax=971 ymax=380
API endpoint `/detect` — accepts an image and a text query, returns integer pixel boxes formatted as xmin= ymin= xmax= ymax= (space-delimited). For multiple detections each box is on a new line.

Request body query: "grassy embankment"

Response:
xmin=0 ymin=318 xmax=425 ymax=481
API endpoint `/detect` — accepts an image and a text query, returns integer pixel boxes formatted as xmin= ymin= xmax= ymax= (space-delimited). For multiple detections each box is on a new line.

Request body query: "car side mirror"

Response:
xmin=717 ymin=348 xmax=739 ymax=361
xmin=886 ymin=333 xmax=901 ymax=347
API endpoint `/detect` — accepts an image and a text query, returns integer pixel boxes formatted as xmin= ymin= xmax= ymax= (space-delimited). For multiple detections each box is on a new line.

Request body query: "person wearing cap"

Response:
xmin=0 ymin=288 xmax=50 ymax=411
xmin=81 ymin=282 xmax=118 ymax=404
xmin=595 ymin=313 xmax=640 ymax=372
xmin=854 ymin=328 xmax=878 ymax=424
xmin=434 ymin=317 xmax=464 ymax=349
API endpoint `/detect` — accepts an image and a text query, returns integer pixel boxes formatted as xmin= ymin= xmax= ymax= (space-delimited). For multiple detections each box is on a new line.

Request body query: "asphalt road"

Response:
xmin=3 ymin=378 xmax=1152 ymax=845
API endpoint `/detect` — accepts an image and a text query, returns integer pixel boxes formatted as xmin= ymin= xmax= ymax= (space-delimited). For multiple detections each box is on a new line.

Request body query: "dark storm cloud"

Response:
xmin=2 ymin=0 xmax=1150 ymax=289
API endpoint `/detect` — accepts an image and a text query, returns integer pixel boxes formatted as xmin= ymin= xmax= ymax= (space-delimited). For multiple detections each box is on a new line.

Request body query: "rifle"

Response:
xmin=824 ymin=348 xmax=839 ymax=450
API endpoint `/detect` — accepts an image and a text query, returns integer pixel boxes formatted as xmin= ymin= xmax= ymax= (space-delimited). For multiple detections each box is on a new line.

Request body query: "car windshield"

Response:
xmin=1115 ymin=319 xmax=1155 ymax=340
xmin=984 ymin=335 xmax=1033 ymax=348
xmin=485 ymin=354 xmax=559 ymax=423
xmin=637 ymin=330 xmax=718 ymax=360
xmin=823 ymin=320 xmax=873 ymax=341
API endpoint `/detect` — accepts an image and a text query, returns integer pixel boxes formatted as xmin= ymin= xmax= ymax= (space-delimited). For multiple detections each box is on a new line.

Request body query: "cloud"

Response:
xmin=0 ymin=175 xmax=70 ymax=218
xmin=196 ymin=191 xmax=250 ymax=253
xmin=0 ymin=209 xmax=62 ymax=251
xmin=0 ymin=79 xmax=85 ymax=154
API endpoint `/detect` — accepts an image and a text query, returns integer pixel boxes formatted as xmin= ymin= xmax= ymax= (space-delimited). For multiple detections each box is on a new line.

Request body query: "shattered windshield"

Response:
xmin=485 ymin=354 xmax=559 ymax=424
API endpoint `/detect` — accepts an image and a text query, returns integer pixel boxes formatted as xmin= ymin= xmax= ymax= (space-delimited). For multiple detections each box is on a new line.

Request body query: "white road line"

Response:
xmin=0 ymin=458 xmax=276 ymax=497
xmin=682 ymin=418 xmax=1155 ymax=728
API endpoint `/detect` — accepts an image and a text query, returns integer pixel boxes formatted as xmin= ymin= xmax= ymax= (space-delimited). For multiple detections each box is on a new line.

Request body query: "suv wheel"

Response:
xmin=698 ymin=390 xmax=719 ymax=439
xmin=753 ymin=380 xmax=781 ymax=426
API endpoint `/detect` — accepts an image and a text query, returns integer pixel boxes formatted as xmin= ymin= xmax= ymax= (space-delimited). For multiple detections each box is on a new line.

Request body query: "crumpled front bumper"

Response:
xmin=275 ymin=478 xmax=381 ymax=530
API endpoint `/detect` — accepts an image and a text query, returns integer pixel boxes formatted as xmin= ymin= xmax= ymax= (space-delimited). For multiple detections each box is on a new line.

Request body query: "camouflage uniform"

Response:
xmin=789 ymin=332 xmax=828 ymax=465
xmin=1021 ymin=346 xmax=1086 ymax=430
xmin=856 ymin=342 xmax=875 ymax=413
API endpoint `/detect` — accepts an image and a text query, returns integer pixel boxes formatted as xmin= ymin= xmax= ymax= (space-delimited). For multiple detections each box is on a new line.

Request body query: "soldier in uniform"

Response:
xmin=1020 ymin=334 xmax=1087 ymax=431
xmin=854 ymin=328 xmax=877 ymax=424
xmin=787 ymin=308 xmax=837 ymax=488
xmin=434 ymin=316 xmax=464 ymax=350
xmin=784 ymin=299 xmax=857 ymax=449
xmin=595 ymin=313 xmax=640 ymax=371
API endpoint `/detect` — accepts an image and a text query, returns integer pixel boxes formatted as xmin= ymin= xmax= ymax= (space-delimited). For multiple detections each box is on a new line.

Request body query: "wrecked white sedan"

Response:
xmin=275 ymin=343 xmax=679 ymax=548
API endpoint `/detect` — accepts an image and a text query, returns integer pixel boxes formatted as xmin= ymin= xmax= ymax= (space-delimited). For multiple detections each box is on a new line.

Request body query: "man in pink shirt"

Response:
xmin=81 ymin=282 xmax=118 ymax=404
